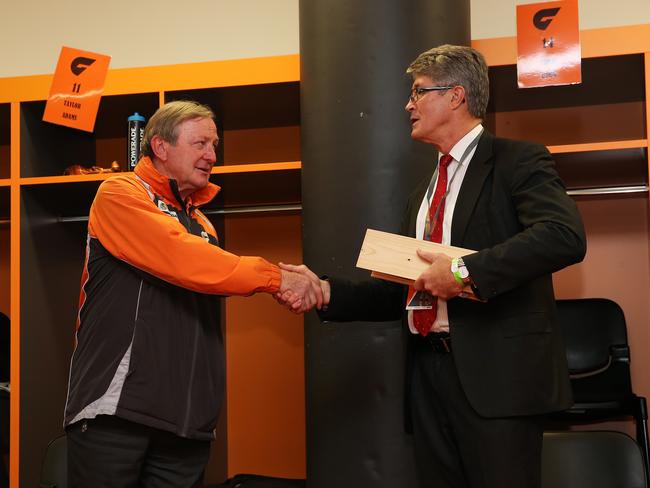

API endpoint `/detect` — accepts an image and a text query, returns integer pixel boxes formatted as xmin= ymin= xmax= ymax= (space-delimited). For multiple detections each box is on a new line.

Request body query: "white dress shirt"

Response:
xmin=408 ymin=123 xmax=483 ymax=334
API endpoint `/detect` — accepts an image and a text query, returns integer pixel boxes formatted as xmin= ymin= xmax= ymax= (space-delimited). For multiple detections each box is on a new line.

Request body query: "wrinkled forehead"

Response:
xmin=411 ymin=74 xmax=436 ymax=87
xmin=174 ymin=116 xmax=219 ymax=139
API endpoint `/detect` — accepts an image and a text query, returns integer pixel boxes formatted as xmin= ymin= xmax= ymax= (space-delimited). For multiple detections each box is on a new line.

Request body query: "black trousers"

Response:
xmin=66 ymin=415 xmax=211 ymax=488
xmin=410 ymin=338 xmax=544 ymax=488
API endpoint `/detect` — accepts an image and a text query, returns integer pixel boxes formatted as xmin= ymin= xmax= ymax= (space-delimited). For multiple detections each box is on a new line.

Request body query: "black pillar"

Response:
xmin=300 ymin=1 xmax=470 ymax=487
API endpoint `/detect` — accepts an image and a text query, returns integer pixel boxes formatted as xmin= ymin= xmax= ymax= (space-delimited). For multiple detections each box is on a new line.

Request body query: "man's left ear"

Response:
xmin=450 ymin=86 xmax=466 ymax=109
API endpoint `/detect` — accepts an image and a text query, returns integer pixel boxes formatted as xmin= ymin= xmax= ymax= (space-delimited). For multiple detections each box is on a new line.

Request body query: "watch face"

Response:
xmin=459 ymin=266 xmax=469 ymax=279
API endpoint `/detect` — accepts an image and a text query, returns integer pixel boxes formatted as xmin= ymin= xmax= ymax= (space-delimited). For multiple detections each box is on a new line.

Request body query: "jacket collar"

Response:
xmin=407 ymin=129 xmax=495 ymax=240
xmin=450 ymin=130 xmax=494 ymax=245
xmin=134 ymin=156 xmax=220 ymax=208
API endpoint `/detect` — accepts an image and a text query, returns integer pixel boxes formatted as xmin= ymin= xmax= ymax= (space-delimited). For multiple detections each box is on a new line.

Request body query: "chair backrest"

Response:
xmin=39 ymin=435 xmax=67 ymax=488
xmin=555 ymin=298 xmax=633 ymax=402
xmin=542 ymin=431 xmax=647 ymax=488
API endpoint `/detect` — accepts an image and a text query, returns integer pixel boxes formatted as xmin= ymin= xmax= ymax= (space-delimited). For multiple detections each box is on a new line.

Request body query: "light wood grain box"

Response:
xmin=356 ymin=229 xmax=478 ymax=299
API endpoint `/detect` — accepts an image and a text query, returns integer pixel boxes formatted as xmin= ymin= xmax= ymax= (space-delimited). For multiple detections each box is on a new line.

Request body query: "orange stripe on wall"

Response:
xmin=0 ymin=55 xmax=300 ymax=103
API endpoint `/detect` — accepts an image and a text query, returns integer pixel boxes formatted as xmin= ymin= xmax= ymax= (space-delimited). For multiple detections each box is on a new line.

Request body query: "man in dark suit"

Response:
xmin=279 ymin=44 xmax=586 ymax=488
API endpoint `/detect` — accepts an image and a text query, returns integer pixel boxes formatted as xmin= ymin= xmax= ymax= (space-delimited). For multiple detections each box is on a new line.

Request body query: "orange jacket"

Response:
xmin=65 ymin=157 xmax=282 ymax=439
xmin=89 ymin=156 xmax=281 ymax=296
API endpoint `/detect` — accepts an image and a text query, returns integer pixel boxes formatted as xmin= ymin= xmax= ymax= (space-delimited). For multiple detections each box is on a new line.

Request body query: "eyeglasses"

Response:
xmin=408 ymin=86 xmax=454 ymax=104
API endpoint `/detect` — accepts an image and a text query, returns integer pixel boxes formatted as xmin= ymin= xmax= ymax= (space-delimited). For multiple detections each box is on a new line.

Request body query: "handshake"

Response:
xmin=274 ymin=249 xmax=466 ymax=314
xmin=277 ymin=263 xmax=331 ymax=313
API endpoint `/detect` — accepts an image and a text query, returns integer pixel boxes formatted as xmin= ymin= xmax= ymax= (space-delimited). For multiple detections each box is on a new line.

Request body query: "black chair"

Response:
xmin=39 ymin=435 xmax=67 ymax=488
xmin=542 ymin=431 xmax=647 ymax=488
xmin=555 ymin=298 xmax=650 ymax=482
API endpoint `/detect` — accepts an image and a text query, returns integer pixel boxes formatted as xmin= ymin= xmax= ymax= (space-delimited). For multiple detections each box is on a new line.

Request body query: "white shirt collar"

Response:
xmin=443 ymin=123 xmax=484 ymax=166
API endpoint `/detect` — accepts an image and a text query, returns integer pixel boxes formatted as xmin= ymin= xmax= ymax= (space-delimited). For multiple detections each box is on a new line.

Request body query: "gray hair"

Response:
xmin=141 ymin=100 xmax=215 ymax=158
xmin=406 ymin=44 xmax=489 ymax=120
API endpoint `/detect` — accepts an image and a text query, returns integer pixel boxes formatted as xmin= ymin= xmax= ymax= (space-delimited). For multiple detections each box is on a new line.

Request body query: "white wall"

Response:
xmin=0 ymin=0 xmax=299 ymax=78
xmin=1 ymin=0 xmax=649 ymax=78
xmin=471 ymin=0 xmax=650 ymax=39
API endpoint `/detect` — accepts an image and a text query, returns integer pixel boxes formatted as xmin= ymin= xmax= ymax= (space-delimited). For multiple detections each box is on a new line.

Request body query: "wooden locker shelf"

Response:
xmin=548 ymin=139 xmax=648 ymax=154
xmin=212 ymin=161 xmax=301 ymax=174
xmin=17 ymin=161 xmax=302 ymax=186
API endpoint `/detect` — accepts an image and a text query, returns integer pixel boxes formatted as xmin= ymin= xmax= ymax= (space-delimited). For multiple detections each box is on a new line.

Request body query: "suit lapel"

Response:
xmin=406 ymin=178 xmax=429 ymax=237
xmin=451 ymin=131 xmax=494 ymax=245
xmin=402 ymin=174 xmax=432 ymax=237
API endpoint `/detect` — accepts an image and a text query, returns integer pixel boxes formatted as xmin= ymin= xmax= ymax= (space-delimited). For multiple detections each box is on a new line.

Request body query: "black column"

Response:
xmin=300 ymin=1 xmax=470 ymax=487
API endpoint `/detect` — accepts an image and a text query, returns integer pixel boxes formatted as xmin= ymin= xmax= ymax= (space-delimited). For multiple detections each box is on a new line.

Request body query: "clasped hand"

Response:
xmin=413 ymin=250 xmax=463 ymax=300
xmin=277 ymin=263 xmax=331 ymax=313
xmin=276 ymin=250 xmax=460 ymax=313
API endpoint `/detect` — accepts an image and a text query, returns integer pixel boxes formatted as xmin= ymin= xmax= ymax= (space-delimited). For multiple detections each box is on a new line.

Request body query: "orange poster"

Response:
xmin=516 ymin=0 xmax=581 ymax=88
xmin=43 ymin=47 xmax=111 ymax=132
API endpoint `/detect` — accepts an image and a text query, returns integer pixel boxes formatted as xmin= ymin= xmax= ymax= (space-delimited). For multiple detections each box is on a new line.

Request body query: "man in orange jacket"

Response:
xmin=64 ymin=100 xmax=320 ymax=487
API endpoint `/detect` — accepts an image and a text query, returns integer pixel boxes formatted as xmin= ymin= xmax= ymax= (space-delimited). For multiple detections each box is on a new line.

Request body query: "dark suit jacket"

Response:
xmin=322 ymin=130 xmax=586 ymax=418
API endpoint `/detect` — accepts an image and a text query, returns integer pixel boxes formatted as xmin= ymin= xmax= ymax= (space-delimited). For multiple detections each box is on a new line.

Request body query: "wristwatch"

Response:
xmin=451 ymin=257 xmax=472 ymax=286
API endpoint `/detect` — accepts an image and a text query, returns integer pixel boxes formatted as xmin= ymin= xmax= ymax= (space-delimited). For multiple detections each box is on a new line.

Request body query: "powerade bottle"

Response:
xmin=127 ymin=112 xmax=145 ymax=171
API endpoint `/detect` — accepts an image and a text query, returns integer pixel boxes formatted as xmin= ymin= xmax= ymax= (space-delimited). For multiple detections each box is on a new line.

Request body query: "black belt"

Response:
xmin=422 ymin=332 xmax=452 ymax=353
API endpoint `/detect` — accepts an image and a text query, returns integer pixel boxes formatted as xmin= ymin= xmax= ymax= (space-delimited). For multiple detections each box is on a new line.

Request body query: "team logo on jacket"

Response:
xmin=156 ymin=199 xmax=179 ymax=221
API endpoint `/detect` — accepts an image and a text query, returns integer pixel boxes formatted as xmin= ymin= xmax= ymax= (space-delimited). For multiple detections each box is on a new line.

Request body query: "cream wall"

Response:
xmin=0 ymin=0 xmax=299 ymax=78
xmin=471 ymin=0 xmax=650 ymax=39
xmin=1 ymin=0 xmax=649 ymax=78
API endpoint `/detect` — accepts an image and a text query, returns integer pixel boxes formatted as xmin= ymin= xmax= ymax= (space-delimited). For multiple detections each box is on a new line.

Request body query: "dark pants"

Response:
xmin=66 ymin=415 xmax=211 ymax=488
xmin=410 ymin=338 xmax=544 ymax=488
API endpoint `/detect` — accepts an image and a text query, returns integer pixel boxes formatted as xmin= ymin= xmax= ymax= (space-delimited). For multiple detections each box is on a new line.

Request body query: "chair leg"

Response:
xmin=636 ymin=397 xmax=650 ymax=487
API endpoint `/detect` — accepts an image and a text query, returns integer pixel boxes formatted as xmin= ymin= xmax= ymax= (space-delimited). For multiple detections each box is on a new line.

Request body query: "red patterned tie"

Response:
xmin=410 ymin=154 xmax=453 ymax=336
